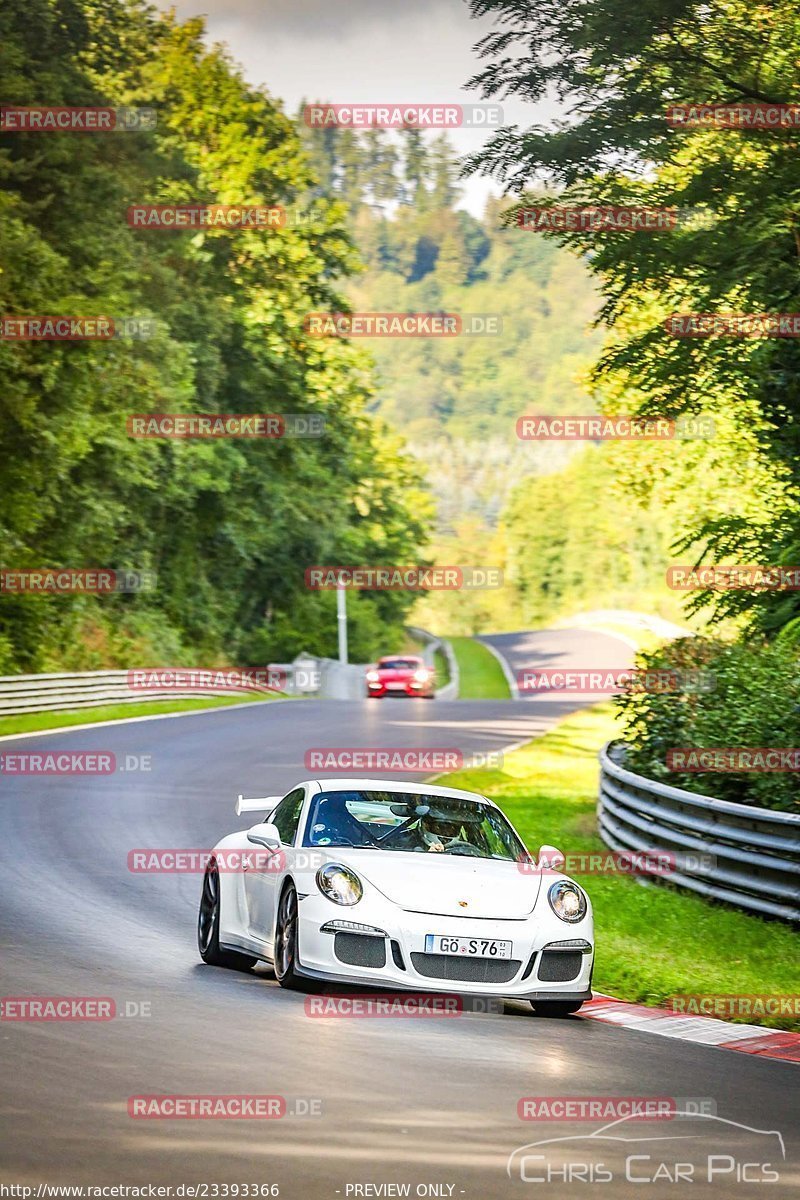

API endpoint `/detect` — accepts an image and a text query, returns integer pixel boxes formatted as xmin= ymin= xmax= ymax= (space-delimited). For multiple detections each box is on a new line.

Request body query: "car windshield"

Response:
xmin=303 ymin=790 xmax=527 ymax=860
xmin=378 ymin=659 xmax=419 ymax=671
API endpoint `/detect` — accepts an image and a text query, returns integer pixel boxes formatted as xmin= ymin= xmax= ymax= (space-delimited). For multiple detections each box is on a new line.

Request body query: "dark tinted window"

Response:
xmin=379 ymin=658 xmax=420 ymax=670
xmin=304 ymin=791 xmax=526 ymax=861
xmin=271 ymin=788 xmax=305 ymax=845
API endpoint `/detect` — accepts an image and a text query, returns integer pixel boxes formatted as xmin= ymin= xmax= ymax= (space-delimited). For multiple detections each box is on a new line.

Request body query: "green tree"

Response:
xmin=0 ymin=0 xmax=429 ymax=671
xmin=400 ymin=127 xmax=429 ymax=207
xmin=466 ymin=0 xmax=800 ymax=634
xmin=429 ymin=134 xmax=458 ymax=209
xmin=362 ymin=129 xmax=400 ymax=207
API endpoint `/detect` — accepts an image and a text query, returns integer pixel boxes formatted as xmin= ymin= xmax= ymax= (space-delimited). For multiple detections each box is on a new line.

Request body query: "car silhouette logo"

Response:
xmin=507 ymin=1112 xmax=786 ymax=1184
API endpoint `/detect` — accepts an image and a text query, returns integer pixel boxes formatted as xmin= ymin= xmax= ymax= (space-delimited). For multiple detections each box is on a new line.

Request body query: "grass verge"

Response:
xmin=449 ymin=636 xmax=510 ymax=699
xmin=442 ymin=703 xmax=799 ymax=1031
xmin=433 ymin=647 xmax=451 ymax=688
xmin=0 ymin=692 xmax=282 ymax=739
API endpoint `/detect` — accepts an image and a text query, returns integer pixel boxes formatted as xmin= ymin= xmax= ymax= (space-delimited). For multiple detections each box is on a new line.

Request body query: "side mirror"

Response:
xmin=247 ymin=822 xmax=282 ymax=851
xmin=538 ymin=844 xmax=565 ymax=871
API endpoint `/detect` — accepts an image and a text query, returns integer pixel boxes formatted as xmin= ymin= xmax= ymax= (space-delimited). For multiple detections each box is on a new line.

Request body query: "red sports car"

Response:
xmin=365 ymin=655 xmax=435 ymax=699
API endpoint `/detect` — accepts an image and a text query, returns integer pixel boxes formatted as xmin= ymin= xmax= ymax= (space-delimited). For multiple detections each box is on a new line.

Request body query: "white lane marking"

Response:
xmin=0 ymin=698 xmax=289 ymax=744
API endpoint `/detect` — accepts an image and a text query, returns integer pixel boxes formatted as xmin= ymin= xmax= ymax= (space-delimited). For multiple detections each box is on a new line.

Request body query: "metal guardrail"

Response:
xmin=435 ymin=640 xmax=459 ymax=701
xmin=0 ymin=665 xmax=310 ymax=716
xmin=0 ymin=643 xmax=452 ymax=714
xmin=406 ymin=627 xmax=459 ymax=699
xmin=598 ymin=741 xmax=800 ymax=922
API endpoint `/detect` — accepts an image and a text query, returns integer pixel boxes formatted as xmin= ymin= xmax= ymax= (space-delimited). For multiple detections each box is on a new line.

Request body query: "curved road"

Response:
xmin=0 ymin=628 xmax=796 ymax=1197
xmin=480 ymin=626 xmax=642 ymax=701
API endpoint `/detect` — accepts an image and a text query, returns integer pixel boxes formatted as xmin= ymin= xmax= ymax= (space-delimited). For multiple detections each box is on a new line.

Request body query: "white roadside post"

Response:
xmin=337 ymin=577 xmax=348 ymax=665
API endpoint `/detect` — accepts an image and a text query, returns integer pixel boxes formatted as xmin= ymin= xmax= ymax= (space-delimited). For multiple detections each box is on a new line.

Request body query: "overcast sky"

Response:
xmin=157 ymin=0 xmax=548 ymax=215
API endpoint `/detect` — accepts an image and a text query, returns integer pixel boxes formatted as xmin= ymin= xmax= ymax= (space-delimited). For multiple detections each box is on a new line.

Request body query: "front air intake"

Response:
xmin=537 ymin=951 xmax=583 ymax=982
xmin=334 ymin=932 xmax=386 ymax=968
xmin=411 ymin=953 xmax=521 ymax=983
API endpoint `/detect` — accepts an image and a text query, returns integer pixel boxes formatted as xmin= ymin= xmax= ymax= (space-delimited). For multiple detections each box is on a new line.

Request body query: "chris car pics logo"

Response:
xmin=507 ymin=1112 xmax=784 ymax=1185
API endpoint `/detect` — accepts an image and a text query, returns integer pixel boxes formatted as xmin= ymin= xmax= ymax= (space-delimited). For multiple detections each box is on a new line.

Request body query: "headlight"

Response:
xmin=413 ymin=668 xmax=429 ymax=682
xmin=316 ymin=863 xmax=363 ymax=906
xmin=548 ymin=881 xmax=587 ymax=923
xmin=366 ymin=670 xmax=380 ymax=683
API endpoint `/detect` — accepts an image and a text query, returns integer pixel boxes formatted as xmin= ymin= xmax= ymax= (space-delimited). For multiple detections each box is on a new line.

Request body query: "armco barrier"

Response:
xmin=598 ymin=742 xmax=800 ymax=922
xmin=0 ymin=655 xmax=377 ymax=714
xmin=0 ymin=665 xmax=305 ymax=716
xmin=406 ymin=626 xmax=459 ymax=699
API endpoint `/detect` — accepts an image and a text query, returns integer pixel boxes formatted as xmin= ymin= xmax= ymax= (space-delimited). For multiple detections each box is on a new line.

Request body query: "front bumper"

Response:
xmin=367 ymin=681 xmax=434 ymax=697
xmin=294 ymin=891 xmax=594 ymax=998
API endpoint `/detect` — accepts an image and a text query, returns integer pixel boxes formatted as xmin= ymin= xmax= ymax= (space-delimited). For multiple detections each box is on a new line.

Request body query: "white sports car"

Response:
xmin=198 ymin=778 xmax=594 ymax=1016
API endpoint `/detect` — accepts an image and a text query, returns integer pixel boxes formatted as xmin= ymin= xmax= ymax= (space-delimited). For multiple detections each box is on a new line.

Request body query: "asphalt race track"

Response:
xmin=1 ymin=628 xmax=797 ymax=1198
xmin=480 ymin=626 xmax=640 ymax=701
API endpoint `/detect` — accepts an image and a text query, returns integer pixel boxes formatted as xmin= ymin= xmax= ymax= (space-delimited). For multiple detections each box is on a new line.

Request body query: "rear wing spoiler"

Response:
xmin=236 ymin=794 xmax=282 ymax=817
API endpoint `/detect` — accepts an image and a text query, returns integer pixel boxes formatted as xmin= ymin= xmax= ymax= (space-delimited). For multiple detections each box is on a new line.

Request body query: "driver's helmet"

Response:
xmin=425 ymin=817 xmax=463 ymax=842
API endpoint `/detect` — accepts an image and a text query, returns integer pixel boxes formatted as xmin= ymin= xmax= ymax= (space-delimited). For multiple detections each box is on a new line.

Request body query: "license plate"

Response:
xmin=386 ymin=682 xmax=405 ymax=690
xmin=425 ymin=934 xmax=512 ymax=959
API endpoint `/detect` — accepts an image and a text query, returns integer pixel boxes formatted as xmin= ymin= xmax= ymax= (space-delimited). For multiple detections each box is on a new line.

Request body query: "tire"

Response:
xmin=530 ymin=1000 xmax=584 ymax=1017
xmin=198 ymin=859 xmax=257 ymax=971
xmin=274 ymin=883 xmax=303 ymax=989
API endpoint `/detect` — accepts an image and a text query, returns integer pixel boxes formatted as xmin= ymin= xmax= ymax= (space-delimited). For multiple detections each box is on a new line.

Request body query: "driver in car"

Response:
xmin=417 ymin=818 xmax=445 ymax=852
xmin=396 ymin=811 xmax=473 ymax=853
